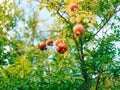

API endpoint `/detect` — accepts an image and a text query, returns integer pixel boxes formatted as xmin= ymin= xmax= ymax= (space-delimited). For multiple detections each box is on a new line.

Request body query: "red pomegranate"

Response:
xmin=70 ymin=3 xmax=78 ymax=11
xmin=73 ymin=23 xmax=85 ymax=37
xmin=56 ymin=42 xmax=68 ymax=53
xmin=46 ymin=39 xmax=53 ymax=46
xmin=55 ymin=39 xmax=62 ymax=46
xmin=56 ymin=47 xmax=61 ymax=53
xmin=38 ymin=42 xmax=47 ymax=50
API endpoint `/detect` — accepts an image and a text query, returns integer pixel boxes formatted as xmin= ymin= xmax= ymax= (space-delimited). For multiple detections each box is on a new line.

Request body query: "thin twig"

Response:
xmin=57 ymin=9 xmax=72 ymax=26
xmin=86 ymin=5 xmax=119 ymax=42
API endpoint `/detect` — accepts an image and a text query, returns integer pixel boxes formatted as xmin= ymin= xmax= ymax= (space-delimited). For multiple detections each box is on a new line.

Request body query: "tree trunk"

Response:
xmin=80 ymin=38 xmax=90 ymax=90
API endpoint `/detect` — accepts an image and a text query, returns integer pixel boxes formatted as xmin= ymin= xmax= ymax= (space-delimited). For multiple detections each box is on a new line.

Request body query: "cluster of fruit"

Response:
xmin=55 ymin=39 xmax=68 ymax=54
xmin=38 ymin=3 xmax=85 ymax=54
xmin=38 ymin=39 xmax=67 ymax=54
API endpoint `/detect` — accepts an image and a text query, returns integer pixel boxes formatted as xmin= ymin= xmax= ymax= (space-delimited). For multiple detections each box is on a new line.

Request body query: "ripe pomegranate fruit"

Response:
xmin=73 ymin=24 xmax=85 ymax=37
xmin=56 ymin=47 xmax=61 ymax=53
xmin=70 ymin=3 xmax=78 ymax=11
xmin=56 ymin=42 xmax=68 ymax=54
xmin=46 ymin=39 xmax=53 ymax=46
xmin=55 ymin=39 xmax=62 ymax=46
xmin=38 ymin=42 xmax=47 ymax=50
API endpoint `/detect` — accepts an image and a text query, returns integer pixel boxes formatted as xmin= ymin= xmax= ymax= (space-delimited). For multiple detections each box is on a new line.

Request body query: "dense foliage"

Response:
xmin=0 ymin=0 xmax=120 ymax=90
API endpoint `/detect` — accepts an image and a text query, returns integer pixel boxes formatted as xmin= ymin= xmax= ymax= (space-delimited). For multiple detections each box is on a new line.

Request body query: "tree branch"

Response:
xmin=55 ymin=1 xmax=72 ymax=26
xmin=95 ymin=74 xmax=101 ymax=90
xmin=72 ymin=35 xmax=81 ymax=59
xmin=94 ymin=16 xmax=112 ymax=36
xmin=39 ymin=29 xmax=60 ymax=32
xmin=86 ymin=5 xmax=119 ymax=43
xmin=79 ymin=38 xmax=89 ymax=87
xmin=80 ymin=38 xmax=84 ymax=61
xmin=56 ymin=9 xmax=72 ymax=26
